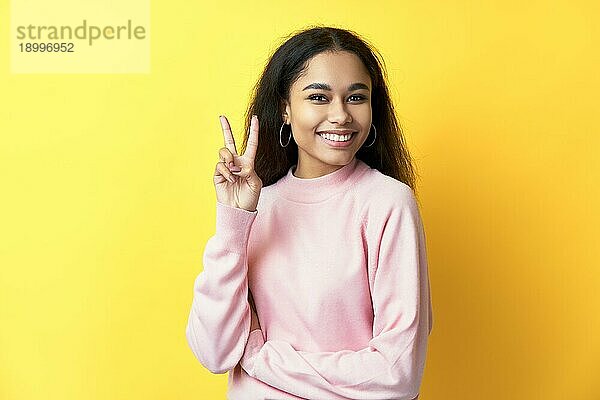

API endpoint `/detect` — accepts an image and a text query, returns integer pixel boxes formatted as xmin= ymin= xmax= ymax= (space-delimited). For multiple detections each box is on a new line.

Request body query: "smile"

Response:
xmin=316 ymin=131 xmax=356 ymax=148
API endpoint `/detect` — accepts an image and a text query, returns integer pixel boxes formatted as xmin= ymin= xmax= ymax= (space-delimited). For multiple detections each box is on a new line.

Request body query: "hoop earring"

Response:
xmin=279 ymin=123 xmax=292 ymax=147
xmin=363 ymin=124 xmax=377 ymax=148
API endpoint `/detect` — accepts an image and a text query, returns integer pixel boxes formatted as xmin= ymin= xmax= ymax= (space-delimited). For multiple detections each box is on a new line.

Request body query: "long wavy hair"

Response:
xmin=240 ymin=25 xmax=419 ymax=196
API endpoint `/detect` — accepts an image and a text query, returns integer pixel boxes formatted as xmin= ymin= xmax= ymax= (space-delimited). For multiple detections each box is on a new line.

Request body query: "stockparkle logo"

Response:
xmin=10 ymin=0 xmax=150 ymax=73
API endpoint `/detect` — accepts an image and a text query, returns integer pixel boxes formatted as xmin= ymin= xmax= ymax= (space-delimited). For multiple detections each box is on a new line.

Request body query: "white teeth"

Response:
xmin=319 ymin=132 xmax=353 ymax=142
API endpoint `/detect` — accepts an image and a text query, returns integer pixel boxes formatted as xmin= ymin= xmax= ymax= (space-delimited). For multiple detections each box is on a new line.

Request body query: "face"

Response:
xmin=283 ymin=51 xmax=372 ymax=178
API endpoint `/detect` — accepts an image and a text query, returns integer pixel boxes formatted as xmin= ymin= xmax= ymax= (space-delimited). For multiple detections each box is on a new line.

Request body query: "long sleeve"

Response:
xmin=185 ymin=201 xmax=258 ymax=374
xmin=240 ymin=191 xmax=433 ymax=399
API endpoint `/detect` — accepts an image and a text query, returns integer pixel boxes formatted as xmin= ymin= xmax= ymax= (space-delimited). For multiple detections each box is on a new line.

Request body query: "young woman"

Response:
xmin=186 ymin=26 xmax=433 ymax=400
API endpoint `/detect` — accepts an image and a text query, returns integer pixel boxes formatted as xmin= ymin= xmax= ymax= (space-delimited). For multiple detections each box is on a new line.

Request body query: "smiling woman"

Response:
xmin=282 ymin=51 xmax=373 ymax=177
xmin=185 ymin=25 xmax=433 ymax=400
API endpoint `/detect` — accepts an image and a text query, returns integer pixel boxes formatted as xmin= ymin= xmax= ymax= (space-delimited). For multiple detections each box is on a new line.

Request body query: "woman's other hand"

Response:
xmin=250 ymin=304 xmax=261 ymax=332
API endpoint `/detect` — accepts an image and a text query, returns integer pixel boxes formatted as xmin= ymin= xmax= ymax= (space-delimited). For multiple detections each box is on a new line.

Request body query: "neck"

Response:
xmin=293 ymin=155 xmax=357 ymax=179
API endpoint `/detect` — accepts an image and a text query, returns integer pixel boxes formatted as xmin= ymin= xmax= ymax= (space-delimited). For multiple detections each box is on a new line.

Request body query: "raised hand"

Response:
xmin=213 ymin=114 xmax=263 ymax=212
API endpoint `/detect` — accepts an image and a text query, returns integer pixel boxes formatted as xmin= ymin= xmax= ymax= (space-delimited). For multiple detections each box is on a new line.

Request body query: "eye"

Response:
xmin=348 ymin=94 xmax=367 ymax=102
xmin=308 ymin=94 xmax=327 ymax=102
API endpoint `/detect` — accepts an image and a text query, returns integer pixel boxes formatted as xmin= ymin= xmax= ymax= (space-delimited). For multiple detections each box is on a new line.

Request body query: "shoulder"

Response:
xmin=357 ymin=176 xmax=424 ymax=247
xmin=356 ymin=165 xmax=418 ymax=215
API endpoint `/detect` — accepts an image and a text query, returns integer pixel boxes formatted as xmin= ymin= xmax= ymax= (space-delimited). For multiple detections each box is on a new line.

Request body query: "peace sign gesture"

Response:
xmin=213 ymin=114 xmax=263 ymax=212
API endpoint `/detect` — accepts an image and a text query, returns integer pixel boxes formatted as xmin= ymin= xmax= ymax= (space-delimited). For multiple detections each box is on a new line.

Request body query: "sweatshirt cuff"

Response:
xmin=240 ymin=329 xmax=265 ymax=377
xmin=215 ymin=201 xmax=258 ymax=252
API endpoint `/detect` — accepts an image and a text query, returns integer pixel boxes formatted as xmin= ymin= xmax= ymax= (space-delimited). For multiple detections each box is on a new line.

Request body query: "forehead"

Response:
xmin=292 ymin=51 xmax=371 ymax=91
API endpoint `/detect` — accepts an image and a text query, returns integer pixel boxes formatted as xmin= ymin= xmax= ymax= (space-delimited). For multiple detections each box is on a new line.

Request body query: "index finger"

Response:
xmin=244 ymin=115 xmax=259 ymax=161
xmin=219 ymin=115 xmax=238 ymax=155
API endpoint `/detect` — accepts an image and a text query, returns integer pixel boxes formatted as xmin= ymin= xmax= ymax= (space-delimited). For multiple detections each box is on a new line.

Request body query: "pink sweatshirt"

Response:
xmin=186 ymin=157 xmax=433 ymax=400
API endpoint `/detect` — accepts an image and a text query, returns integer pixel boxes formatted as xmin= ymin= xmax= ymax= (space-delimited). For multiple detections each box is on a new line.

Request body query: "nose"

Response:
xmin=327 ymin=99 xmax=352 ymax=125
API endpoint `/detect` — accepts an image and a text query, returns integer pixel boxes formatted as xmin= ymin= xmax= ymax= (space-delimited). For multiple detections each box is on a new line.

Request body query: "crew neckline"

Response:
xmin=275 ymin=157 xmax=370 ymax=204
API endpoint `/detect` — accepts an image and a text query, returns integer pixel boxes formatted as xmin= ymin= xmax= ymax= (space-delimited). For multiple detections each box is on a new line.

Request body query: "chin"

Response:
xmin=320 ymin=153 xmax=356 ymax=166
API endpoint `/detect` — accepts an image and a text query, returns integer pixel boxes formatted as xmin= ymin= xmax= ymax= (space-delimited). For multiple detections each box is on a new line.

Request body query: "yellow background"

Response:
xmin=1 ymin=1 xmax=599 ymax=399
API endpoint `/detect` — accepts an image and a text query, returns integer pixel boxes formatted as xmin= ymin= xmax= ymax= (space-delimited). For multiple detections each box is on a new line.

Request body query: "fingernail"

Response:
xmin=230 ymin=166 xmax=241 ymax=172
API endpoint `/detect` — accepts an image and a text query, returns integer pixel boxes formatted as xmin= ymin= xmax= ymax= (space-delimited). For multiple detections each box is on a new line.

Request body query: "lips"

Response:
xmin=316 ymin=130 xmax=357 ymax=135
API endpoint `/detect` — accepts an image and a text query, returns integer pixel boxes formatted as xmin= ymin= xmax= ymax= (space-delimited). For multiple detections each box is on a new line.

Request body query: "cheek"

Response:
xmin=357 ymin=103 xmax=372 ymax=119
xmin=357 ymin=107 xmax=372 ymax=130
xmin=294 ymin=106 xmax=323 ymax=132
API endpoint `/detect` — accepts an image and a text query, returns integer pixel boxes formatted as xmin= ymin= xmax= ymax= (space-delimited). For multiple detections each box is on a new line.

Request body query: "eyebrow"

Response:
xmin=302 ymin=82 xmax=370 ymax=91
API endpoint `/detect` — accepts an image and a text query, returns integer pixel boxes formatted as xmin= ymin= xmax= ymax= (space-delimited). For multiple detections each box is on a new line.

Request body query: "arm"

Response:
xmin=241 ymin=191 xmax=433 ymax=399
xmin=185 ymin=201 xmax=257 ymax=374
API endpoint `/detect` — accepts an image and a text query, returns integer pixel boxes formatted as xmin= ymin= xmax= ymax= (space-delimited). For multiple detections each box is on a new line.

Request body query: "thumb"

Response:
xmin=240 ymin=168 xmax=263 ymax=190
xmin=232 ymin=166 xmax=260 ymax=183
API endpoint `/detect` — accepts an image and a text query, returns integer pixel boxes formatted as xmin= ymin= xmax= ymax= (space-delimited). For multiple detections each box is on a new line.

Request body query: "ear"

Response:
xmin=281 ymin=100 xmax=291 ymax=124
